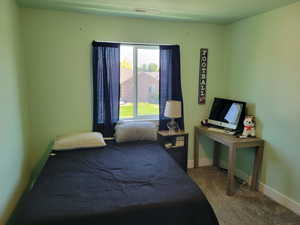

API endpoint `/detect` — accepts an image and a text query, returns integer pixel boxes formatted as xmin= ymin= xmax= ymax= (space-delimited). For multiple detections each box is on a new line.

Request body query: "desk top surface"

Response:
xmin=195 ymin=125 xmax=264 ymax=146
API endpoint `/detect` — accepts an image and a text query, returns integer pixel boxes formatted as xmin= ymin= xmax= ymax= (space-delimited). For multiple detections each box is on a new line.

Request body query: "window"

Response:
xmin=120 ymin=45 xmax=159 ymax=120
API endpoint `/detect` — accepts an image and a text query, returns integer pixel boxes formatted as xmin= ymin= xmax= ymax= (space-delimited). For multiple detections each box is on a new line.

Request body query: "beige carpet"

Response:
xmin=188 ymin=167 xmax=300 ymax=225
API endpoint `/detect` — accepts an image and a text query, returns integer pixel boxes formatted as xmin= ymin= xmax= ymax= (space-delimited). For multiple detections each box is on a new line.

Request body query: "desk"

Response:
xmin=194 ymin=125 xmax=264 ymax=196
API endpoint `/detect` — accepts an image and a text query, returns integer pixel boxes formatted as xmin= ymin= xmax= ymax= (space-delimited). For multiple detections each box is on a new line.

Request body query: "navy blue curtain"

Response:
xmin=92 ymin=41 xmax=120 ymax=137
xmin=159 ymin=45 xmax=184 ymax=130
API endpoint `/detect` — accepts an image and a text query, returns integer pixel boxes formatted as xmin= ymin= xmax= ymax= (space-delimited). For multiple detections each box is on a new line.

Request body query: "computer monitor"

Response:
xmin=208 ymin=98 xmax=246 ymax=130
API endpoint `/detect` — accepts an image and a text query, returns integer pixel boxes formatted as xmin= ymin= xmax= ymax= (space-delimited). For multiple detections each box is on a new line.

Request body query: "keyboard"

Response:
xmin=207 ymin=127 xmax=236 ymax=135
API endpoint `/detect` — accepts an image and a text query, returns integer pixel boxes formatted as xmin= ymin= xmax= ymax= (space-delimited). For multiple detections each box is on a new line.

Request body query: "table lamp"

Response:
xmin=164 ymin=100 xmax=182 ymax=132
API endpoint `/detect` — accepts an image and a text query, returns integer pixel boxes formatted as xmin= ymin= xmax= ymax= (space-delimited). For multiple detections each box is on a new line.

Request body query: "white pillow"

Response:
xmin=115 ymin=121 xmax=158 ymax=143
xmin=52 ymin=132 xmax=106 ymax=150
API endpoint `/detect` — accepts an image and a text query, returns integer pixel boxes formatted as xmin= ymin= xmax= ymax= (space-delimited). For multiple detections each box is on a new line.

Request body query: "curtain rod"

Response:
xmin=93 ymin=40 xmax=178 ymax=46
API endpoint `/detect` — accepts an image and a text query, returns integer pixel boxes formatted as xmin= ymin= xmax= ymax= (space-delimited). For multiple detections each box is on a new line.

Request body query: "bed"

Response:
xmin=14 ymin=141 xmax=219 ymax=225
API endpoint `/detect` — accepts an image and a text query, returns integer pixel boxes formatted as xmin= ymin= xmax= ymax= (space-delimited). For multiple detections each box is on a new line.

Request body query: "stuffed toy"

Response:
xmin=241 ymin=116 xmax=256 ymax=137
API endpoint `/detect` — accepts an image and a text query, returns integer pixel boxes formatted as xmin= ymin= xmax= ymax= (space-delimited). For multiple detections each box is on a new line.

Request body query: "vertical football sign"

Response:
xmin=198 ymin=48 xmax=208 ymax=104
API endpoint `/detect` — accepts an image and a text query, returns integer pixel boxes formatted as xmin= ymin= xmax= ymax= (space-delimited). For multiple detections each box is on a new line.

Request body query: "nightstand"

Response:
xmin=157 ymin=130 xmax=189 ymax=172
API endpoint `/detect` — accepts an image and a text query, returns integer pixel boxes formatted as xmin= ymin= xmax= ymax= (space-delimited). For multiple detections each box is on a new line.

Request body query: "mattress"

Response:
xmin=14 ymin=141 xmax=219 ymax=225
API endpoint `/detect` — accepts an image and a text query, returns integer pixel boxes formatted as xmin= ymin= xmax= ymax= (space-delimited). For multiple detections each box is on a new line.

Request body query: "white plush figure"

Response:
xmin=241 ymin=116 xmax=256 ymax=137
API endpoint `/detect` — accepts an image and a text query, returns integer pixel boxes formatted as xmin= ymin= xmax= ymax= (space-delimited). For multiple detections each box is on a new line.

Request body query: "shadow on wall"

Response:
xmin=261 ymin=141 xmax=295 ymax=197
xmin=2 ymin=65 xmax=31 ymax=225
xmin=5 ymin=141 xmax=53 ymax=225
xmin=3 ymin=124 xmax=31 ymax=225
xmin=199 ymin=135 xmax=214 ymax=161
xmin=4 ymin=161 xmax=29 ymax=225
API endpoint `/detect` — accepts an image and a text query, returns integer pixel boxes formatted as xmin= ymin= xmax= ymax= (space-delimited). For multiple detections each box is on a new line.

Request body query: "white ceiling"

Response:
xmin=17 ymin=0 xmax=300 ymax=24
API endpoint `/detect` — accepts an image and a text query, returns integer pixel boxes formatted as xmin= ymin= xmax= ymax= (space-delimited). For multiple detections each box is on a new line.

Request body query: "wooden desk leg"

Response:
xmin=251 ymin=144 xmax=264 ymax=190
xmin=194 ymin=127 xmax=199 ymax=168
xmin=227 ymin=145 xmax=237 ymax=196
xmin=213 ymin=142 xmax=220 ymax=168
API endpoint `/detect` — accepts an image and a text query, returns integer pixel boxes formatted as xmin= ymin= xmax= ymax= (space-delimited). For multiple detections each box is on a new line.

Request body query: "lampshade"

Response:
xmin=164 ymin=100 xmax=182 ymax=118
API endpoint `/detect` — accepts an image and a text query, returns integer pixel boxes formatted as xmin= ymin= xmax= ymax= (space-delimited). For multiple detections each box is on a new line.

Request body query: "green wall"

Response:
xmin=0 ymin=0 xmax=30 ymax=224
xmin=20 ymin=8 xmax=227 ymax=168
xmin=2 ymin=3 xmax=300 ymax=223
xmin=225 ymin=2 xmax=300 ymax=203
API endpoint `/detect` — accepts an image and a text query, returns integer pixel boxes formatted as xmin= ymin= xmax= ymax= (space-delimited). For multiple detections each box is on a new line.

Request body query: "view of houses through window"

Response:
xmin=120 ymin=45 xmax=159 ymax=119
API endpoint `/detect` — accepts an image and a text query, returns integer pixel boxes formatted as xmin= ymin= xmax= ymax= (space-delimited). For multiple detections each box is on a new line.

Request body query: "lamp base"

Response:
xmin=167 ymin=118 xmax=179 ymax=132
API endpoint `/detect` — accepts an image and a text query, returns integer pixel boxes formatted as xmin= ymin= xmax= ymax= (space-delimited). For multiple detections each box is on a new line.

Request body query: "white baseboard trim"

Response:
xmin=188 ymin=158 xmax=212 ymax=168
xmin=259 ymin=182 xmax=300 ymax=215
xmin=218 ymin=160 xmax=300 ymax=215
xmin=189 ymin=157 xmax=300 ymax=216
xmin=187 ymin=160 xmax=194 ymax=169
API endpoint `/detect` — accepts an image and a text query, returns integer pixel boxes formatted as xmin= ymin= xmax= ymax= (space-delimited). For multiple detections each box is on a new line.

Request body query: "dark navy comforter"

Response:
xmin=14 ymin=141 xmax=219 ymax=225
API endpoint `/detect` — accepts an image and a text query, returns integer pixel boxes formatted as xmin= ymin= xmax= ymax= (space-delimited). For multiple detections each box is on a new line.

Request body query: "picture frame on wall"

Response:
xmin=198 ymin=48 xmax=208 ymax=104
